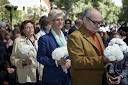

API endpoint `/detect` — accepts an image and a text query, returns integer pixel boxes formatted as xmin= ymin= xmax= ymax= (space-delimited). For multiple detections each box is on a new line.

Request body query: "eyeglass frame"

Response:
xmin=86 ymin=17 xmax=103 ymax=27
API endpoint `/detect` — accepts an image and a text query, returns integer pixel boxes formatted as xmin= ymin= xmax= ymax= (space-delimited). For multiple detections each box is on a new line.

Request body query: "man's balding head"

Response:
xmin=81 ymin=8 xmax=103 ymax=33
xmin=82 ymin=8 xmax=103 ymax=22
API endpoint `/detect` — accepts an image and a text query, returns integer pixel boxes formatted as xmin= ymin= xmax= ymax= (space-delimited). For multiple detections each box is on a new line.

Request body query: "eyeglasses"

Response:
xmin=86 ymin=17 xmax=103 ymax=27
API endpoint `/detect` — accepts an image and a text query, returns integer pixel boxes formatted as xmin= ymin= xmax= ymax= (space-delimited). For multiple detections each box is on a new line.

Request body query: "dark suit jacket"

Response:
xmin=0 ymin=41 xmax=8 ymax=71
xmin=115 ymin=52 xmax=128 ymax=78
xmin=0 ymin=41 xmax=8 ymax=84
xmin=37 ymin=31 xmax=70 ymax=85
xmin=68 ymin=25 xmax=78 ymax=35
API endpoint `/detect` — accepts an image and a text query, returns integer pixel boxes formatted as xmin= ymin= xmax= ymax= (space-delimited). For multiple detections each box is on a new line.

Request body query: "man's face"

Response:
xmin=88 ymin=17 xmax=102 ymax=32
xmin=83 ymin=10 xmax=103 ymax=33
xmin=65 ymin=23 xmax=71 ymax=29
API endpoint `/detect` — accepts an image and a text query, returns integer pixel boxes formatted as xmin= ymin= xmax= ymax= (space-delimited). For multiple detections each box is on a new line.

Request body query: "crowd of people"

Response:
xmin=0 ymin=8 xmax=128 ymax=85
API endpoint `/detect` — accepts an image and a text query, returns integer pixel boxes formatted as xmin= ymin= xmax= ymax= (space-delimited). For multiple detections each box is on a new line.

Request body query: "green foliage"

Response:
xmin=20 ymin=7 xmax=41 ymax=22
xmin=0 ymin=0 xmax=23 ymax=25
xmin=122 ymin=0 xmax=128 ymax=5
xmin=52 ymin=0 xmax=76 ymax=18
xmin=98 ymin=0 xmax=121 ymax=23
xmin=12 ymin=10 xmax=23 ymax=25
xmin=0 ymin=0 xmax=9 ymax=21
xmin=0 ymin=0 xmax=121 ymax=25
xmin=52 ymin=0 xmax=121 ymax=23
xmin=119 ymin=0 xmax=128 ymax=23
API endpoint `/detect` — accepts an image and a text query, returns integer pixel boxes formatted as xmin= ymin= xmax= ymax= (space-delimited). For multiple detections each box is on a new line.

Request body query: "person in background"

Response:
xmin=67 ymin=8 xmax=105 ymax=85
xmin=36 ymin=15 xmax=51 ymax=39
xmin=0 ymin=21 xmax=7 ymax=31
xmin=62 ymin=19 xmax=72 ymax=38
xmin=98 ymin=27 xmax=110 ymax=47
xmin=118 ymin=26 xmax=128 ymax=45
xmin=68 ymin=19 xmax=82 ymax=35
xmin=10 ymin=20 xmax=38 ymax=85
xmin=4 ymin=29 xmax=18 ymax=85
xmin=36 ymin=16 xmax=51 ymax=85
xmin=35 ymin=23 xmax=40 ymax=34
xmin=5 ymin=24 xmax=12 ymax=33
xmin=0 ymin=29 xmax=9 ymax=85
xmin=37 ymin=8 xmax=71 ymax=85
xmin=104 ymin=33 xmax=128 ymax=85
xmin=12 ymin=27 xmax=21 ymax=40
xmin=4 ymin=31 xmax=13 ymax=55
xmin=0 ymin=28 xmax=16 ymax=85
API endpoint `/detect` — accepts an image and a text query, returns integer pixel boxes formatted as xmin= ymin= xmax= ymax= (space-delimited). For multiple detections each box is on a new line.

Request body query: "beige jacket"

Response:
xmin=10 ymin=36 xmax=38 ymax=83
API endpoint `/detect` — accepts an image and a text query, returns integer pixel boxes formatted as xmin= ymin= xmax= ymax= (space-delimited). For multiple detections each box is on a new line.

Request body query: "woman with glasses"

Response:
xmin=10 ymin=20 xmax=38 ymax=85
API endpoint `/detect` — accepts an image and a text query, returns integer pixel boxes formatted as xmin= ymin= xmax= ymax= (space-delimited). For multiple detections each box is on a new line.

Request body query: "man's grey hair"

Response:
xmin=81 ymin=8 xmax=92 ymax=19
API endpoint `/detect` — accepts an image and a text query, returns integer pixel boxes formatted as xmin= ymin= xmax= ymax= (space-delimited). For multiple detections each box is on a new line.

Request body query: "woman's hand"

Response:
xmin=57 ymin=57 xmax=66 ymax=66
xmin=26 ymin=58 xmax=32 ymax=65
xmin=65 ymin=59 xmax=71 ymax=69
xmin=22 ymin=58 xmax=32 ymax=66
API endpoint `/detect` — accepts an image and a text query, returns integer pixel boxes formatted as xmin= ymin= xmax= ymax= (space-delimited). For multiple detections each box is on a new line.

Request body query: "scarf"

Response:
xmin=51 ymin=29 xmax=67 ymax=47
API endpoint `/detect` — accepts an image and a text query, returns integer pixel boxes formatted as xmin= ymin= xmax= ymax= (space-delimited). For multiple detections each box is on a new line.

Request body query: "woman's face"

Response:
xmin=52 ymin=16 xmax=64 ymax=30
xmin=23 ymin=22 xmax=35 ymax=37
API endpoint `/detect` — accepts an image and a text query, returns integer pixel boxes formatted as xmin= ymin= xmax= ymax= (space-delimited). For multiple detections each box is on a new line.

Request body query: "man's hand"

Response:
xmin=114 ymin=76 xmax=122 ymax=84
xmin=107 ymin=73 xmax=121 ymax=85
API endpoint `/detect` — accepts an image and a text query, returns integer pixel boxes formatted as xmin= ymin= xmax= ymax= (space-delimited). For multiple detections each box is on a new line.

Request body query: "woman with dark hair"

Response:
xmin=39 ymin=16 xmax=51 ymax=33
xmin=36 ymin=16 xmax=51 ymax=85
xmin=10 ymin=20 xmax=38 ymax=85
xmin=118 ymin=26 xmax=128 ymax=45
xmin=12 ymin=25 xmax=21 ymax=40
xmin=36 ymin=16 xmax=51 ymax=39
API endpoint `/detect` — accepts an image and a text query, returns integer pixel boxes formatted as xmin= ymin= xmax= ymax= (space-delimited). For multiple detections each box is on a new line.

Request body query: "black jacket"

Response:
xmin=0 ymin=41 xmax=8 ymax=71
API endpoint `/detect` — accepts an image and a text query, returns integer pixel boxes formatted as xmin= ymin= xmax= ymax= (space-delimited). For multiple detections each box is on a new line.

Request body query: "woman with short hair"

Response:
xmin=37 ymin=9 xmax=71 ymax=85
xmin=10 ymin=20 xmax=38 ymax=85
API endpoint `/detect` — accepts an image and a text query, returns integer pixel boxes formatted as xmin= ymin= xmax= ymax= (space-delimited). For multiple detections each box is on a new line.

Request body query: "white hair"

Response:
xmin=48 ymin=9 xmax=65 ymax=21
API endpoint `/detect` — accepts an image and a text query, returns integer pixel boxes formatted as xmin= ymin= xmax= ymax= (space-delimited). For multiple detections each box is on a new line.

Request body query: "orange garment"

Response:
xmin=92 ymin=34 xmax=103 ymax=55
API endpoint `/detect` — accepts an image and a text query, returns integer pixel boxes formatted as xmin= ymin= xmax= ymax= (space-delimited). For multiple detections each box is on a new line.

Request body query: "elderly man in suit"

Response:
xmin=67 ymin=8 xmax=105 ymax=85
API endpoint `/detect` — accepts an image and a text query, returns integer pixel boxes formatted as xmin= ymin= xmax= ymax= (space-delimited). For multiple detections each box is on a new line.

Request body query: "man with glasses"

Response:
xmin=67 ymin=8 xmax=105 ymax=85
xmin=86 ymin=16 xmax=103 ymax=28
